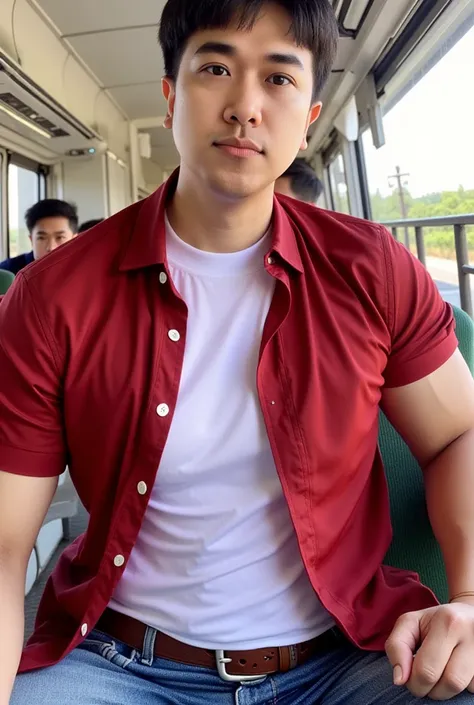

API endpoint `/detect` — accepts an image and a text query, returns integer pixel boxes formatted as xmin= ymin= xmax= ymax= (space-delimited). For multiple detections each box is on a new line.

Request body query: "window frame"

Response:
xmin=327 ymin=151 xmax=352 ymax=215
xmin=0 ymin=148 xmax=7 ymax=260
xmin=5 ymin=152 xmax=49 ymax=258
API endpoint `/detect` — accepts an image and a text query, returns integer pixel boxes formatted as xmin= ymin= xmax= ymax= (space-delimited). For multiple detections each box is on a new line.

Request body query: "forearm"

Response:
xmin=0 ymin=557 xmax=26 ymax=704
xmin=424 ymin=427 xmax=474 ymax=600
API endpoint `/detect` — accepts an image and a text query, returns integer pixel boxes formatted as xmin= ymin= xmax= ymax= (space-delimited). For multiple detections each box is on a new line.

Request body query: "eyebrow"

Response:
xmin=36 ymin=230 xmax=67 ymax=235
xmin=194 ymin=42 xmax=305 ymax=71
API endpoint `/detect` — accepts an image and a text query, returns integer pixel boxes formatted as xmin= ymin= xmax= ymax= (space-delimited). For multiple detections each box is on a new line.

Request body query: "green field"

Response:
xmin=372 ymin=187 xmax=474 ymax=260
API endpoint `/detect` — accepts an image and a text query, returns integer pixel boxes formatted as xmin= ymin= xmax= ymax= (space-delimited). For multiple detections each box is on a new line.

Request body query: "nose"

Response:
xmin=223 ymin=81 xmax=263 ymax=128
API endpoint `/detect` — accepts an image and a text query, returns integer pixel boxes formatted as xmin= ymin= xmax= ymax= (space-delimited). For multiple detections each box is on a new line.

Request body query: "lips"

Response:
xmin=214 ymin=137 xmax=263 ymax=155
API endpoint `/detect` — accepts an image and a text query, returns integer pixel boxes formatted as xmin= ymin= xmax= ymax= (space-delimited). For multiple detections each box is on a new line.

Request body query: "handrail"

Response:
xmin=381 ymin=214 xmax=474 ymax=228
xmin=380 ymin=214 xmax=474 ymax=318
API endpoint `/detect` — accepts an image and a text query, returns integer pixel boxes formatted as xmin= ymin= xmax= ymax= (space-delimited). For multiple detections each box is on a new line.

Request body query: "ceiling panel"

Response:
xmin=68 ymin=27 xmax=163 ymax=87
xmin=36 ymin=0 xmax=166 ymax=35
xmin=109 ymin=84 xmax=166 ymax=120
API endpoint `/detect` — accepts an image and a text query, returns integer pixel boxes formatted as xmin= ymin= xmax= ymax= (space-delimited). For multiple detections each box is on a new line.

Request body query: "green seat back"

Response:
xmin=0 ymin=268 xmax=14 ymax=295
xmin=379 ymin=305 xmax=474 ymax=602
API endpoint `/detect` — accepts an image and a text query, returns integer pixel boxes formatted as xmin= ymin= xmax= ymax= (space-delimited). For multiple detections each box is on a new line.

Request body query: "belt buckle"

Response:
xmin=215 ymin=650 xmax=266 ymax=683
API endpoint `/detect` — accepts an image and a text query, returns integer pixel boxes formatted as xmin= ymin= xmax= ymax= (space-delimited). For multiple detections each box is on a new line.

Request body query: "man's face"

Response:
xmin=163 ymin=2 xmax=321 ymax=200
xmin=30 ymin=217 xmax=76 ymax=260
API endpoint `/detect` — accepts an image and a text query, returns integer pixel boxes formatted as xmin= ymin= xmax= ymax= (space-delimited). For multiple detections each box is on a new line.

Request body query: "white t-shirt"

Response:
xmin=110 ymin=217 xmax=334 ymax=649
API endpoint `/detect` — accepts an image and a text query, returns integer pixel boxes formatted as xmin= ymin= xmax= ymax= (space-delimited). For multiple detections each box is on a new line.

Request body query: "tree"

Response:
xmin=372 ymin=188 xmax=474 ymax=259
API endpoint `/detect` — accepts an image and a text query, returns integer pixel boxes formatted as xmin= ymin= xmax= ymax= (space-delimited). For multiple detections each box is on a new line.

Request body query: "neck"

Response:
xmin=167 ymin=169 xmax=274 ymax=253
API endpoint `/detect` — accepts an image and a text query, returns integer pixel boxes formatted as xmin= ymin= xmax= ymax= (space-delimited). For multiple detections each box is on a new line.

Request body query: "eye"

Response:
xmin=204 ymin=65 xmax=230 ymax=77
xmin=268 ymin=74 xmax=292 ymax=86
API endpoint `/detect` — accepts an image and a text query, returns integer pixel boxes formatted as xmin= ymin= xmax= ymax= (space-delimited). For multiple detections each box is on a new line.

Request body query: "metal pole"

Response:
xmin=454 ymin=224 xmax=473 ymax=318
xmin=415 ymin=226 xmax=426 ymax=267
xmin=388 ymin=166 xmax=410 ymax=248
xmin=404 ymin=227 xmax=410 ymax=249
xmin=391 ymin=227 xmax=398 ymax=241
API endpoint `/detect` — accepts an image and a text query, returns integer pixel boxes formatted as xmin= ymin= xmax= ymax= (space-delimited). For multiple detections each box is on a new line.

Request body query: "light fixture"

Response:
xmin=343 ymin=0 xmax=370 ymax=30
xmin=0 ymin=101 xmax=51 ymax=139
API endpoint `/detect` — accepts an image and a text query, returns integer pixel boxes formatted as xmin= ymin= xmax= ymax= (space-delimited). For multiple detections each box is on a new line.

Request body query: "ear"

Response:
xmin=28 ymin=234 xmax=32 ymax=243
xmin=162 ymin=77 xmax=176 ymax=129
xmin=300 ymin=102 xmax=322 ymax=151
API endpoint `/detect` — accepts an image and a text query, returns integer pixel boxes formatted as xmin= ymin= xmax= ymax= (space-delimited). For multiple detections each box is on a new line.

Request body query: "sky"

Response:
xmin=363 ymin=23 xmax=474 ymax=198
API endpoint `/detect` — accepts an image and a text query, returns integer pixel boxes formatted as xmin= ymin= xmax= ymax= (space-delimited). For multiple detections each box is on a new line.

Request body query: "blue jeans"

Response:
xmin=11 ymin=627 xmax=474 ymax=704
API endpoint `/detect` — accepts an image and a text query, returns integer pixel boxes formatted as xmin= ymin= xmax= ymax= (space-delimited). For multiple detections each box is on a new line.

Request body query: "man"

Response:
xmin=275 ymin=157 xmax=324 ymax=203
xmin=2 ymin=1 xmax=474 ymax=703
xmin=0 ymin=199 xmax=78 ymax=275
xmin=78 ymin=218 xmax=104 ymax=233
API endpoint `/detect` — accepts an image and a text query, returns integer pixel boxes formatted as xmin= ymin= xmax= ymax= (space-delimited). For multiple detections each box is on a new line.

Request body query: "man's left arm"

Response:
xmin=382 ymin=349 xmax=474 ymax=701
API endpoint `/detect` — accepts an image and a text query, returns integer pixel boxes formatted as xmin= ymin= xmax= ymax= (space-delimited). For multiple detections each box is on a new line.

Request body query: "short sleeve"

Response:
xmin=381 ymin=227 xmax=458 ymax=388
xmin=0 ymin=273 xmax=66 ymax=476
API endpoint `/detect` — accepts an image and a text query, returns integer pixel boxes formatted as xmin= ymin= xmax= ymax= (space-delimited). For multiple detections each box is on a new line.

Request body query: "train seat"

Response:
xmin=0 ymin=268 xmax=14 ymax=295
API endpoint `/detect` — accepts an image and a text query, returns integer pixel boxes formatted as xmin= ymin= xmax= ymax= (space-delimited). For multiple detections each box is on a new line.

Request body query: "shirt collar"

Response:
xmin=270 ymin=197 xmax=304 ymax=274
xmin=119 ymin=169 xmax=304 ymax=274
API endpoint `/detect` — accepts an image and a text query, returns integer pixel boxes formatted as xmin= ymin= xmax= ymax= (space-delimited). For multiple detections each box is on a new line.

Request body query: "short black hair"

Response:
xmin=25 ymin=199 xmax=79 ymax=234
xmin=78 ymin=218 xmax=104 ymax=233
xmin=281 ymin=158 xmax=323 ymax=202
xmin=159 ymin=0 xmax=339 ymax=100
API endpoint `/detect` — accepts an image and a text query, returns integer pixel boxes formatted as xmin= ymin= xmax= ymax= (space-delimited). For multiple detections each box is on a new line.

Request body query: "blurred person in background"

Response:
xmin=78 ymin=218 xmax=104 ymax=233
xmin=0 ymin=199 xmax=78 ymax=275
xmin=275 ymin=158 xmax=323 ymax=203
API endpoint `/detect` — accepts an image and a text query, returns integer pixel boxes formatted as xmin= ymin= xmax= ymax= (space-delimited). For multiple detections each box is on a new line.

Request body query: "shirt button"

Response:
xmin=156 ymin=403 xmax=169 ymax=417
xmin=159 ymin=272 xmax=168 ymax=284
xmin=114 ymin=555 xmax=125 ymax=567
xmin=168 ymin=329 xmax=180 ymax=342
xmin=81 ymin=623 xmax=88 ymax=637
xmin=267 ymin=256 xmax=274 ymax=265
xmin=137 ymin=481 xmax=148 ymax=495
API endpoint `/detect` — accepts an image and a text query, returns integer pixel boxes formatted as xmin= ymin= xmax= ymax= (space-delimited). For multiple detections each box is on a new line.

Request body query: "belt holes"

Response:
xmin=239 ymin=659 xmax=247 ymax=665
xmin=253 ymin=663 xmax=258 ymax=669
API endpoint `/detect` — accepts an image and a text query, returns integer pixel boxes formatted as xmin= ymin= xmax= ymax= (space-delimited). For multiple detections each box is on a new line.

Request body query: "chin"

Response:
xmin=206 ymin=169 xmax=270 ymax=201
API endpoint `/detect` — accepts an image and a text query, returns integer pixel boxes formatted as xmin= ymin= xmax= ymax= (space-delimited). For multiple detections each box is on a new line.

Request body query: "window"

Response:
xmin=362 ymin=24 xmax=474 ymax=229
xmin=363 ymin=27 xmax=474 ymax=214
xmin=328 ymin=154 xmax=350 ymax=214
xmin=7 ymin=157 xmax=47 ymax=258
xmin=39 ymin=169 xmax=47 ymax=200
xmin=362 ymin=24 xmax=474 ymax=306
xmin=8 ymin=164 xmax=38 ymax=257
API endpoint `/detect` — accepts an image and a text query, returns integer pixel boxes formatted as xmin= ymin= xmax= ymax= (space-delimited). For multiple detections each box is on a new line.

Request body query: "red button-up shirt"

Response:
xmin=0 ymin=173 xmax=456 ymax=672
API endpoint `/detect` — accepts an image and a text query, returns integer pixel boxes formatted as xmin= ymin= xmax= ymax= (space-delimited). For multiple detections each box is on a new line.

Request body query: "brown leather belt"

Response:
xmin=96 ymin=608 xmax=339 ymax=681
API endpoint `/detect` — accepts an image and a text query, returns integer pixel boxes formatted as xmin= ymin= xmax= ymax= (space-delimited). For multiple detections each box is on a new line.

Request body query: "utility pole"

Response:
xmin=388 ymin=166 xmax=410 ymax=247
